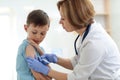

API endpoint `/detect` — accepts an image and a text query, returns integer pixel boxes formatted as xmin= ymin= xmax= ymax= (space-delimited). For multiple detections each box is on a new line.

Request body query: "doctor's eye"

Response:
xmin=61 ymin=18 xmax=65 ymax=20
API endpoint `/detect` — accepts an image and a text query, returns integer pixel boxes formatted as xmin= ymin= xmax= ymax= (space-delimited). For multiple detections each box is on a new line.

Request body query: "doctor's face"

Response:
xmin=24 ymin=23 xmax=49 ymax=45
xmin=59 ymin=7 xmax=75 ymax=32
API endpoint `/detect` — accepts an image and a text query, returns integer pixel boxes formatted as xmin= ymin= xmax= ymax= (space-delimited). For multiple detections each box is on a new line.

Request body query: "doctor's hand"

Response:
xmin=26 ymin=57 xmax=50 ymax=75
xmin=36 ymin=56 xmax=50 ymax=65
xmin=41 ymin=53 xmax=58 ymax=63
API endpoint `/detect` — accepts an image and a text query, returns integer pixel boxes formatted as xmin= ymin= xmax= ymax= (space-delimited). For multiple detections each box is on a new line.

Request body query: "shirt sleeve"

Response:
xmin=40 ymin=46 xmax=45 ymax=53
xmin=68 ymin=40 xmax=105 ymax=80
xmin=70 ymin=55 xmax=78 ymax=67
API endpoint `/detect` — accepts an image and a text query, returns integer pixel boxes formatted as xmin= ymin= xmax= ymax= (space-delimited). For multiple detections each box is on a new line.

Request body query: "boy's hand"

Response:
xmin=27 ymin=39 xmax=43 ymax=55
xmin=27 ymin=39 xmax=38 ymax=48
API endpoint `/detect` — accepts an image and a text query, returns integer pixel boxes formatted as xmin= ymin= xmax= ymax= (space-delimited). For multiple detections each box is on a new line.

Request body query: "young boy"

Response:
xmin=16 ymin=9 xmax=51 ymax=80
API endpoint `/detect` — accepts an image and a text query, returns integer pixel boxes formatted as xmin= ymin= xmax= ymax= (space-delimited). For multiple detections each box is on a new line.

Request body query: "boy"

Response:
xmin=16 ymin=9 xmax=51 ymax=80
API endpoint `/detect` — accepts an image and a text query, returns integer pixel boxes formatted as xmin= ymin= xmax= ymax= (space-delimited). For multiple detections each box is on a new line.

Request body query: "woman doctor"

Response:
xmin=26 ymin=0 xmax=120 ymax=80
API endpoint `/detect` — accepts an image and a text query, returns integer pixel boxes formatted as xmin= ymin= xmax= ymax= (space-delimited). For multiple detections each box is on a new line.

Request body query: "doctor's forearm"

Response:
xmin=48 ymin=69 xmax=67 ymax=80
xmin=57 ymin=57 xmax=73 ymax=70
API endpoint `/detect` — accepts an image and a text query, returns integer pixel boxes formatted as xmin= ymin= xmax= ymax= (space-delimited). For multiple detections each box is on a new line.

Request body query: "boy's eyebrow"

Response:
xmin=32 ymin=29 xmax=37 ymax=31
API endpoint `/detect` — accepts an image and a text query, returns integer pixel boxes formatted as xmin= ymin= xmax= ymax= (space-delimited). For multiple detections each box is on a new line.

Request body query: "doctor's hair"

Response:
xmin=26 ymin=9 xmax=50 ymax=27
xmin=57 ymin=0 xmax=95 ymax=29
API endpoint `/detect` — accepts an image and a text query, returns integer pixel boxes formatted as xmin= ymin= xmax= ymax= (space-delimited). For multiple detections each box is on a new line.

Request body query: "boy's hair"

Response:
xmin=26 ymin=9 xmax=50 ymax=27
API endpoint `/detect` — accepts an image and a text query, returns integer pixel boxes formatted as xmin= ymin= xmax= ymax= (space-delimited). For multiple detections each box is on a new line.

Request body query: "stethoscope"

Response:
xmin=74 ymin=24 xmax=91 ymax=55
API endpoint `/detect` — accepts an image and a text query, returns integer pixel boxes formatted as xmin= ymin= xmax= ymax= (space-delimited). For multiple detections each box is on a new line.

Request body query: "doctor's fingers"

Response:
xmin=26 ymin=57 xmax=35 ymax=64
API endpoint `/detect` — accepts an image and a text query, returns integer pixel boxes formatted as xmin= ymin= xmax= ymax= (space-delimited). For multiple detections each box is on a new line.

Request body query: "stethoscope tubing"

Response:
xmin=74 ymin=24 xmax=91 ymax=55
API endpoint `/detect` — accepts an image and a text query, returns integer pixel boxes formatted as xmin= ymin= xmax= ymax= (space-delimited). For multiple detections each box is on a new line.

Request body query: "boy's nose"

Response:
xmin=36 ymin=34 xmax=41 ymax=39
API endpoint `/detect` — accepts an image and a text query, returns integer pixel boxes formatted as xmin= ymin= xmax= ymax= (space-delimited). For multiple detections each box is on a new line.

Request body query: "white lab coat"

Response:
xmin=68 ymin=22 xmax=120 ymax=80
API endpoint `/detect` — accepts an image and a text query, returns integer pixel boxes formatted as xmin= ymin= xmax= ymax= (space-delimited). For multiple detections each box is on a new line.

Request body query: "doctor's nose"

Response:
xmin=59 ymin=20 xmax=62 ymax=24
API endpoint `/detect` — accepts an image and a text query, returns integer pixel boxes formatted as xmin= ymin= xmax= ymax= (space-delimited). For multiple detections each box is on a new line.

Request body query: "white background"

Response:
xmin=0 ymin=0 xmax=120 ymax=80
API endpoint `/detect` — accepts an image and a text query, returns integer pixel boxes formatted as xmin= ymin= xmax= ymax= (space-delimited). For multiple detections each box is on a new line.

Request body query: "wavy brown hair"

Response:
xmin=57 ymin=0 xmax=95 ymax=29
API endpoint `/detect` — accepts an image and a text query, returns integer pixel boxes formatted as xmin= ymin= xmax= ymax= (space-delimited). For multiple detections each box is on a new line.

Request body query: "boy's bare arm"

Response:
xmin=28 ymin=39 xmax=44 ymax=55
xmin=31 ymin=70 xmax=51 ymax=80
xmin=26 ymin=45 xmax=51 ymax=80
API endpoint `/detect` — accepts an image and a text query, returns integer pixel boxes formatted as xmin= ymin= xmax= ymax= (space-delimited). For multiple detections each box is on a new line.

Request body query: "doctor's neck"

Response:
xmin=75 ymin=19 xmax=94 ymax=36
xmin=76 ymin=27 xmax=87 ymax=36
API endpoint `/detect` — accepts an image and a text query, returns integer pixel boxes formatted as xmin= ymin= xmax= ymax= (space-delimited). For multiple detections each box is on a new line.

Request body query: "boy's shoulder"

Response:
xmin=18 ymin=39 xmax=29 ymax=51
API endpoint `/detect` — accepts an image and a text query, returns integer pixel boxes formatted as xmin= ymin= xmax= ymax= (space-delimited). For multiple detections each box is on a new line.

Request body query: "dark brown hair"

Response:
xmin=27 ymin=9 xmax=50 ymax=27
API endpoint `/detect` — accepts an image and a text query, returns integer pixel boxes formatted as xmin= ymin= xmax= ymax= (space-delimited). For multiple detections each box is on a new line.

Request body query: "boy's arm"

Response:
xmin=35 ymin=46 xmax=44 ymax=55
xmin=27 ymin=39 xmax=43 ymax=55
xmin=26 ymin=44 xmax=49 ymax=80
xmin=31 ymin=70 xmax=51 ymax=80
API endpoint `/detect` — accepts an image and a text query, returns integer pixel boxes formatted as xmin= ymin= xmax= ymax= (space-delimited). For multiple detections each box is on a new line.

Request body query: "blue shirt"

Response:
xmin=16 ymin=39 xmax=44 ymax=80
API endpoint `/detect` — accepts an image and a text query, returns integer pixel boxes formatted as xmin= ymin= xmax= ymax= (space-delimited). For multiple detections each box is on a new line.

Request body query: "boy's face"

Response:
xmin=24 ymin=23 xmax=49 ymax=45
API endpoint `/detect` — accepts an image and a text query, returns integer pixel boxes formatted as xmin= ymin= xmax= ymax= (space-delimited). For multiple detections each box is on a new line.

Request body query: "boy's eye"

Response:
xmin=32 ymin=32 xmax=37 ymax=34
xmin=40 ymin=33 xmax=45 ymax=36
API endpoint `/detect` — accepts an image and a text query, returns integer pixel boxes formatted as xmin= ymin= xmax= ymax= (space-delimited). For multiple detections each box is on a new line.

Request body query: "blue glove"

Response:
xmin=26 ymin=57 xmax=49 ymax=75
xmin=41 ymin=53 xmax=58 ymax=63
xmin=36 ymin=56 xmax=50 ymax=65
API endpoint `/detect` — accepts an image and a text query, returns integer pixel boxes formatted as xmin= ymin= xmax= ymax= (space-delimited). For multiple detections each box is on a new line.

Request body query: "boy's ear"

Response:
xmin=24 ymin=24 xmax=28 ymax=31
